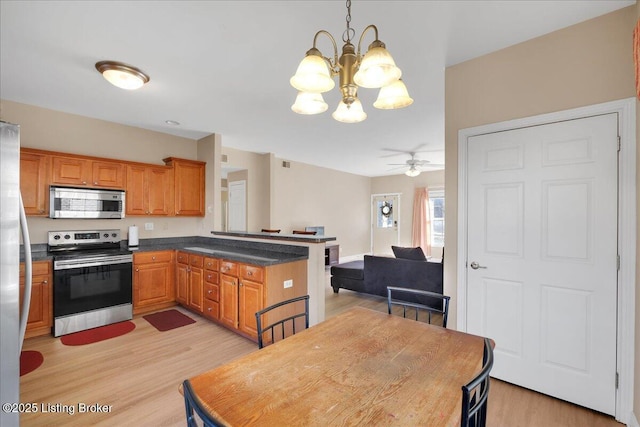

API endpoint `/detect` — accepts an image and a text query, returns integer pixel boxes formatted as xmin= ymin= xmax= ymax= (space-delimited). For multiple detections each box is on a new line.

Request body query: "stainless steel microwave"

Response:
xmin=49 ymin=186 xmax=125 ymax=219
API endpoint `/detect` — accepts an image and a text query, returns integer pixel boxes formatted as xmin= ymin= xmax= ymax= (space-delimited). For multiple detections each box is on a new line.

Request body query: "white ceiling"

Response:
xmin=1 ymin=1 xmax=634 ymax=177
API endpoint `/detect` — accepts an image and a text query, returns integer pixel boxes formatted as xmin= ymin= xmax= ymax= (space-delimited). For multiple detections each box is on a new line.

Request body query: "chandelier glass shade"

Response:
xmin=290 ymin=0 xmax=411 ymax=123
xmin=95 ymin=61 xmax=150 ymax=90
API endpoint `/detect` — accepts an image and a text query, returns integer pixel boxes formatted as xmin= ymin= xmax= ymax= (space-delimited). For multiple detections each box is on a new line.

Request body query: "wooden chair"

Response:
xmin=183 ymin=379 xmax=221 ymax=427
xmin=387 ymin=286 xmax=451 ymax=328
xmin=461 ymin=337 xmax=494 ymax=427
xmin=261 ymin=228 xmax=281 ymax=233
xmin=292 ymin=230 xmax=316 ymax=235
xmin=255 ymin=295 xmax=310 ymax=349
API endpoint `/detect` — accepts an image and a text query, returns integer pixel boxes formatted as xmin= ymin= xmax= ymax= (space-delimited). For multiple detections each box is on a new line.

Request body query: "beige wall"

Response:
xmin=371 ymin=170 xmax=445 ymax=259
xmin=0 ymin=100 xmax=205 ymax=244
xmin=271 ymin=158 xmax=371 ymax=257
xmin=445 ymin=4 xmax=637 ymax=419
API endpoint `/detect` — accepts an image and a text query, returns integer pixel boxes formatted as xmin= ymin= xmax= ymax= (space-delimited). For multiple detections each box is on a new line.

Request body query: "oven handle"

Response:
xmin=54 ymin=255 xmax=133 ymax=270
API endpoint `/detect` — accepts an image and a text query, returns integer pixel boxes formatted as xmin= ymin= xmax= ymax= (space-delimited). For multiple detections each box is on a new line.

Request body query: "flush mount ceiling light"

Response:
xmin=290 ymin=0 xmax=413 ymax=124
xmin=405 ymin=165 xmax=421 ymax=177
xmin=95 ymin=61 xmax=150 ymax=90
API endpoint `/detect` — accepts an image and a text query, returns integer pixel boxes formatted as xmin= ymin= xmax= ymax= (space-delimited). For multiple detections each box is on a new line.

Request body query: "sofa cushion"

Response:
xmin=391 ymin=246 xmax=427 ymax=261
xmin=330 ymin=260 xmax=364 ymax=280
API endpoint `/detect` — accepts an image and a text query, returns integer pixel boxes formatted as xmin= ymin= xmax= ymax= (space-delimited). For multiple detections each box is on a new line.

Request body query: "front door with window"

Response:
xmin=371 ymin=194 xmax=399 ymax=256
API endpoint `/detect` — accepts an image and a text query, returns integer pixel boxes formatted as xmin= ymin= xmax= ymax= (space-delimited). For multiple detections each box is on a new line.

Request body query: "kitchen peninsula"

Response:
xmin=211 ymin=231 xmax=337 ymax=325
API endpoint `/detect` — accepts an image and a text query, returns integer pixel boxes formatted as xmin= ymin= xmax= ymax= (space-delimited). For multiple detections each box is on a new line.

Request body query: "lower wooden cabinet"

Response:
xmin=203 ymin=257 xmax=220 ymax=320
xmin=175 ymin=251 xmax=204 ymax=314
xmin=19 ymin=260 xmax=52 ymax=338
xmin=133 ymin=251 xmax=175 ymax=315
xmin=175 ymin=251 xmax=307 ymax=342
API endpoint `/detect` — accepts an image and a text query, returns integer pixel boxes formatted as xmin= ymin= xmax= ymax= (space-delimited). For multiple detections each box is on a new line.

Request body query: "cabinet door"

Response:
xmin=51 ymin=156 xmax=91 ymax=186
xmin=188 ymin=266 xmax=204 ymax=313
xmin=173 ymin=160 xmax=205 ymax=216
xmin=20 ymin=151 xmax=49 ymax=216
xmin=92 ymin=161 xmax=124 ymax=188
xmin=220 ymin=273 xmax=238 ymax=329
xmin=126 ymin=165 xmax=148 ymax=215
xmin=176 ymin=262 xmax=189 ymax=305
xmin=134 ymin=251 xmax=175 ymax=310
xmin=19 ymin=261 xmax=51 ymax=331
xmin=239 ymin=279 xmax=264 ymax=338
xmin=147 ymin=166 xmax=174 ymax=216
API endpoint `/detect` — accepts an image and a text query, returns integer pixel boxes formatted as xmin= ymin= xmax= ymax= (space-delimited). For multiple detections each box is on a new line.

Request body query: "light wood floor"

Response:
xmin=20 ymin=274 xmax=622 ymax=426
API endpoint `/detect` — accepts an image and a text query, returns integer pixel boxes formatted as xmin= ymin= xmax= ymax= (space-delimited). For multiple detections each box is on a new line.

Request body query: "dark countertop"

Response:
xmin=22 ymin=236 xmax=309 ymax=267
xmin=127 ymin=236 xmax=308 ymax=267
xmin=211 ymin=231 xmax=337 ymax=244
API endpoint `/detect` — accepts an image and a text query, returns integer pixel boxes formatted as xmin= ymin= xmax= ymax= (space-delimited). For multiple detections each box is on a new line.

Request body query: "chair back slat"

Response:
xmin=183 ymin=379 xmax=222 ymax=427
xmin=461 ymin=337 xmax=494 ymax=427
xmin=387 ymin=286 xmax=451 ymax=328
xmin=255 ymin=295 xmax=310 ymax=349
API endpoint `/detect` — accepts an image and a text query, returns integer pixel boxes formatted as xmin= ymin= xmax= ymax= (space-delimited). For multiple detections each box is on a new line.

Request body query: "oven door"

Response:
xmin=53 ymin=255 xmax=132 ymax=318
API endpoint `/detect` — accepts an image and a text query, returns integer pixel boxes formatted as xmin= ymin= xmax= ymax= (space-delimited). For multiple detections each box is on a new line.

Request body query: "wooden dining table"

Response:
xmin=187 ymin=306 xmax=486 ymax=426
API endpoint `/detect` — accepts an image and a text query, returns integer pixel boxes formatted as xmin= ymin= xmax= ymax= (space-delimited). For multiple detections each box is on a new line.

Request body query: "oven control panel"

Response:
xmin=48 ymin=229 xmax=122 ymax=247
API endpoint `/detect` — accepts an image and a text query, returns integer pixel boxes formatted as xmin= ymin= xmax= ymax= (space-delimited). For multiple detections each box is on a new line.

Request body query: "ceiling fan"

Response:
xmin=384 ymin=145 xmax=444 ymax=177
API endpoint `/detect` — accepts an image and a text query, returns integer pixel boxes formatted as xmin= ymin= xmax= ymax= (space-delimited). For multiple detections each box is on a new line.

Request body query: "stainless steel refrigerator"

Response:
xmin=1 ymin=121 xmax=32 ymax=426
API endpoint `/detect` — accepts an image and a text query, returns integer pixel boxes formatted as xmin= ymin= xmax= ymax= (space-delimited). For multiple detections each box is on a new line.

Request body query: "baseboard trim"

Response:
xmin=629 ymin=412 xmax=639 ymax=427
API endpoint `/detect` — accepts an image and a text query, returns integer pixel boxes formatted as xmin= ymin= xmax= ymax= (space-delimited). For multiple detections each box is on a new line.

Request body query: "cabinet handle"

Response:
xmin=207 ymin=307 xmax=212 ymax=312
xmin=94 ymin=181 xmax=98 ymax=185
xmin=207 ymin=290 xmax=212 ymax=295
xmin=152 ymin=256 xmax=156 ymax=261
xmin=135 ymin=268 xmax=139 ymax=272
xmin=248 ymin=271 xmax=253 ymax=276
xmin=39 ymin=210 xmax=45 ymax=214
xmin=82 ymin=181 xmax=87 ymax=185
xmin=42 ymin=280 xmax=48 ymax=285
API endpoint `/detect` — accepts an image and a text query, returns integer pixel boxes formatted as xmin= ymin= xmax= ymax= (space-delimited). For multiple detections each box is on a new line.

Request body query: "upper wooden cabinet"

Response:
xmin=126 ymin=164 xmax=174 ymax=216
xmin=164 ymin=157 xmax=205 ymax=216
xmin=20 ymin=149 xmax=49 ymax=216
xmin=51 ymin=155 xmax=124 ymax=189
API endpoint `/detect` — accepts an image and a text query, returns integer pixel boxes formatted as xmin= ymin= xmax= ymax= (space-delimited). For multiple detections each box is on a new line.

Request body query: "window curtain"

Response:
xmin=411 ymin=187 xmax=431 ymax=257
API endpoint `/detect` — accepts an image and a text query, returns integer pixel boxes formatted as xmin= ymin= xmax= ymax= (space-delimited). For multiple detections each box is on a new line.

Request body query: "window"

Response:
xmin=429 ymin=189 xmax=444 ymax=247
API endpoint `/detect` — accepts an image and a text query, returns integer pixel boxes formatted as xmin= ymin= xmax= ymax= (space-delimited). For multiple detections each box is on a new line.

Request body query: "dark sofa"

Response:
xmin=330 ymin=255 xmax=443 ymax=298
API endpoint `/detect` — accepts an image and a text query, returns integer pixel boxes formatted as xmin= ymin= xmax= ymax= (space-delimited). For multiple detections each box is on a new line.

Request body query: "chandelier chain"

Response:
xmin=343 ymin=0 xmax=355 ymax=44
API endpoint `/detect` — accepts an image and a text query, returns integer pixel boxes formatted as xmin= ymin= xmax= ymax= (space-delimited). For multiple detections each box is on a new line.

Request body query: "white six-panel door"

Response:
xmin=465 ymin=113 xmax=618 ymax=415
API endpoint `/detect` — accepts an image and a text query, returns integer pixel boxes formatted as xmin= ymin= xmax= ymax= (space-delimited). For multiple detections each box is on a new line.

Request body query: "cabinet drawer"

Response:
xmin=240 ymin=264 xmax=264 ymax=283
xmin=20 ymin=260 xmax=50 ymax=276
xmin=205 ymin=271 xmax=219 ymax=285
xmin=219 ymin=260 xmax=238 ymax=276
xmin=189 ymin=254 xmax=203 ymax=268
xmin=204 ymin=283 xmax=220 ymax=302
xmin=176 ymin=252 xmax=189 ymax=264
xmin=204 ymin=257 xmax=219 ymax=271
xmin=134 ymin=251 xmax=173 ymax=264
xmin=203 ymin=299 xmax=219 ymax=320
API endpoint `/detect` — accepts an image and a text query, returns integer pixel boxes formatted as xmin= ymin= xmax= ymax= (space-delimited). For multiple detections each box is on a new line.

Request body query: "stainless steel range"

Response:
xmin=49 ymin=229 xmax=132 ymax=337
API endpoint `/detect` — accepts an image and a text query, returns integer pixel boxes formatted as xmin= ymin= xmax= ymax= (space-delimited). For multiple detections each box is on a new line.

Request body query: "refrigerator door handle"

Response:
xmin=18 ymin=192 xmax=32 ymax=352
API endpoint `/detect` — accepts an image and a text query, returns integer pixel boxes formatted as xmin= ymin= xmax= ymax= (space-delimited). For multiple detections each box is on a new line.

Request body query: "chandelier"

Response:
xmin=290 ymin=0 xmax=412 ymax=123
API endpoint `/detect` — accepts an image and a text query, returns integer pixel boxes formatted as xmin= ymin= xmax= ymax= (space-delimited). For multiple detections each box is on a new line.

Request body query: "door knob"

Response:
xmin=470 ymin=261 xmax=487 ymax=270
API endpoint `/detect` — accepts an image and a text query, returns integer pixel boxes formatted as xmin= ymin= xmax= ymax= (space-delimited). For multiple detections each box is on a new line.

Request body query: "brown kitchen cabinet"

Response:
xmin=203 ymin=257 xmax=220 ymax=320
xmin=19 ymin=260 xmax=52 ymax=338
xmin=238 ymin=265 xmax=265 ymax=337
xmin=163 ymin=157 xmax=205 ymax=216
xmin=126 ymin=164 xmax=174 ymax=216
xmin=20 ymin=149 xmax=49 ymax=216
xmin=175 ymin=251 xmax=204 ymax=313
xmin=219 ymin=260 xmax=240 ymax=329
xmin=51 ymin=155 xmax=124 ymax=189
xmin=133 ymin=251 xmax=175 ymax=315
